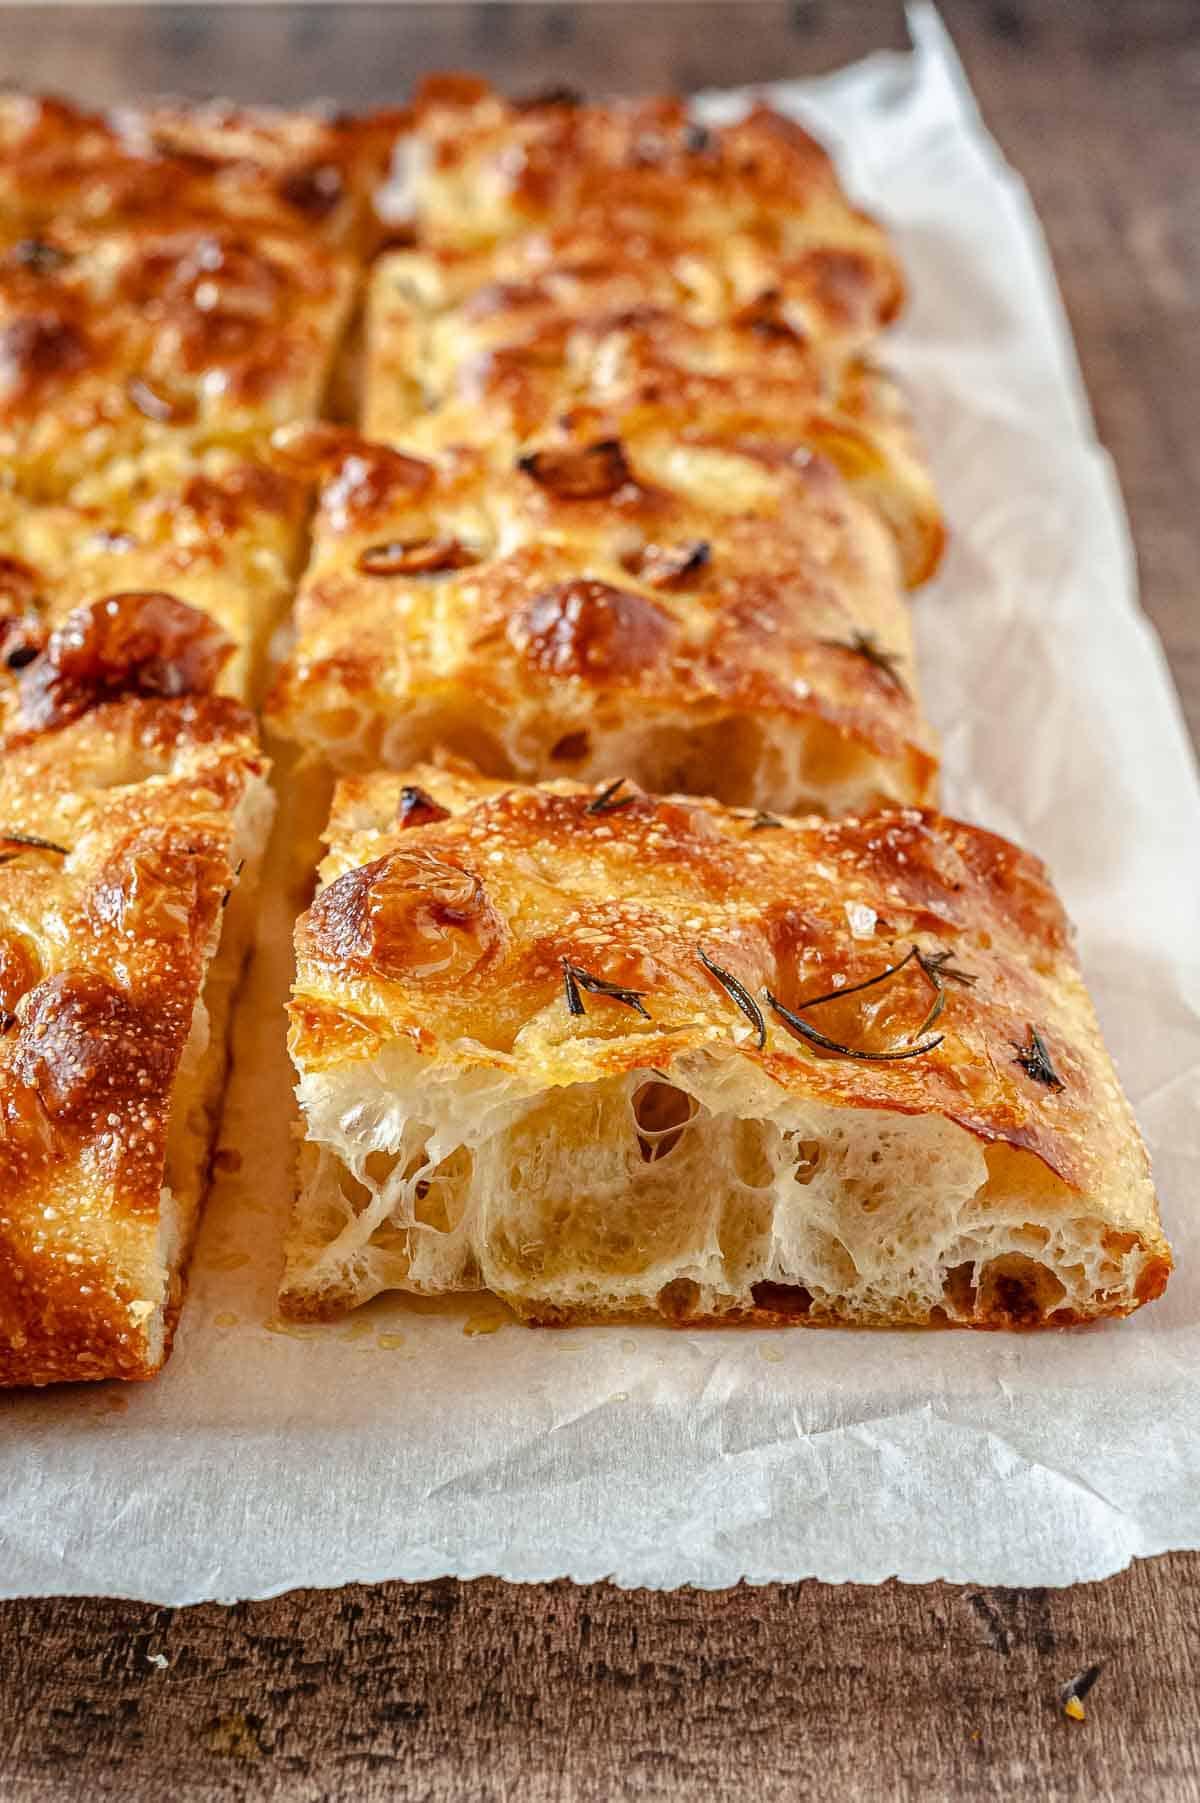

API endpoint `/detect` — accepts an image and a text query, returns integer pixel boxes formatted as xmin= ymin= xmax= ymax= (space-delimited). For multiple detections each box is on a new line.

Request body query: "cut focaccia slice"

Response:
xmin=365 ymin=247 xmax=943 ymax=585
xmin=0 ymin=695 xmax=273 ymax=1385
xmin=0 ymin=216 xmax=355 ymax=498
xmin=395 ymin=78 xmax=902 ymax=337
xmin=267 ymin=428 xmax=938 ymax=816
xmin=281 ymin=763 xmax=1171 ymax=1330
xmin=0 ymin=444 xmax=307 ymax=710
xmin=0 ymin=91 xmax=401 ymax=251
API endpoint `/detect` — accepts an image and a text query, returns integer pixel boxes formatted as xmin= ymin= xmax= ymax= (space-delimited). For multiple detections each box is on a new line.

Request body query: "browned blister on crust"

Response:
xmin=0 ymin=445 xmax=308 ymax=716
xmin=267 ymin=426 xmax=938 ymax=817
xmin=281 ymin=765 xmax=1170 ymax=1331
xmin=0 ymin=696 xmax=274 ymax=1385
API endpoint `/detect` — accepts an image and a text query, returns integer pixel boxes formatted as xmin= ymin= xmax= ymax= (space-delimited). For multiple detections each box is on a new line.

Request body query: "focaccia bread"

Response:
xmin=0 ymin=215 xmax=356 ymax=498
xmin=0 ymin=695 xmax=274 ymax=1385
xmin=0 ymin=444 xmax=307 ymax=707
xmin=266 ymin=428 xmax=938 ymax=815
xmin=365 ymin=248 xmax=943 ymax=586
xmin=394 ymin=78 xmax=902 ymax=342
xmin=0 ymin=91 xmax=400 ymax=251
xmin=281 ymin=763 xmax=1171 ymax=1330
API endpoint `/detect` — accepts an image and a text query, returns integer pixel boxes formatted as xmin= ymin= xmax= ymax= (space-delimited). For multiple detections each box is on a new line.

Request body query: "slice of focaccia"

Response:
xmin=394 ymin=79 xmax=903 ymax=341
xmin=0 ymin=695 xmax=274 ymax=1385
xmin=266 ymin=428 xmax=937 ymax=816
xmin=281 ymin=763 xmax=1170 ymax=1330
xmin=0 ymin=444 xmax=307 ymax=709
xmin=365 ymin=248 xmax=943 ymax=586
xmin=0 ymin=91 xmax=400 ymax=252
xmin=0 ymin=215 xmax=356 ymax=498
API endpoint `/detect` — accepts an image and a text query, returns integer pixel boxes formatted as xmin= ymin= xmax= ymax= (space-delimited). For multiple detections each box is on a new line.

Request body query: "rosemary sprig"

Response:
xmin=585 ymin=777 xmax=635 ymax=817
xmin=821 ymin=630 xmax=908 ymax=693
xmin=1011 ymin=1024 xmax=1065 ymax=1091
xmin=910 ymin=946 xmax=978 ymax=1041
xmin=765 ymin=992 xmax=944 ymax=1062
xmin=698 ymin=949 xmax=766 ymax=1050
xmin=789 ymin=944 xmax=919 ymax=1012
xmin=0 ymin=830 xmax=69 ymax=863
xmin=561 ymin=958 xmax=651 ymax=1021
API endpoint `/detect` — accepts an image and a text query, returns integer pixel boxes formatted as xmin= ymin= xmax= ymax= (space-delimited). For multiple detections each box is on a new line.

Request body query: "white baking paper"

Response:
xmin=3 ymin=6 xmax=1199 ymax=1601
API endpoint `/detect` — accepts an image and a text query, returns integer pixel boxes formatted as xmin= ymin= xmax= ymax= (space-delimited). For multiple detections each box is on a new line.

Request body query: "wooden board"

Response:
xmin=1 ymin=4 xmax=1198 ymax=1796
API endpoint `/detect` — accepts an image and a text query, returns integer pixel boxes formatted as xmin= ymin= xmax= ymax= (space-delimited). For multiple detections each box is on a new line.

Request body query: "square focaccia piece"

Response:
xmin=0 ymin=696 xmax=273 ymax=1386
xmin=395 ymin=79 xmax=902 ymax=338
xmin=366 ymin=247 xmax=943 ymax=587
xmin=0 ymin=91 xmax=400 ymax=252
xmin=267 ymin=427 xmax=938 ymax=817
xmin=0 ymin=443 xmax=308 ymax=709
xmin=281 ymin=763 xmax=1171 ymax=1330
xmin=0 ymin=215 xmax=356 ymax=499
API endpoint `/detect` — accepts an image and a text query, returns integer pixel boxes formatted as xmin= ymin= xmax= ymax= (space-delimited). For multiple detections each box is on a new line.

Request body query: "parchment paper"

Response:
xmin=4 ymin=7 xmax=1199 ymax=1601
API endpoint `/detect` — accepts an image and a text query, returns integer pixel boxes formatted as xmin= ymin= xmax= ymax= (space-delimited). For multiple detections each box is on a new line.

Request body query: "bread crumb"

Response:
xmin=464 ymin=1311 xmax=504 ymax=1336
xmin=377 ymin=1332 xmax=406 ymax=1349
xmin=1063 ymin=1696 xmax=1085 ymax=1722
xmin=340 ymin=1317 xmax=375 ymax=1342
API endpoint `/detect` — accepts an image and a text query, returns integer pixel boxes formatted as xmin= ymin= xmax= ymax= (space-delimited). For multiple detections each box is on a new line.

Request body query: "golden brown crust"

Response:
xmin=365 ymin=249 xmax=942 ymax=584
xmin=293 ymin=766 xmax=1164 ymax=1233
xmin=0 ymin=91 xmax=402 ymax=251
xmin=398 ymin=81 xmax=902 ymax=332
xmin=268 ymin=425 xmax=938 ymax=814
xmin=0 ymin=696 xmax=268 ymax=1385
xmin=0 ymin=215 xmax=356 ymax=497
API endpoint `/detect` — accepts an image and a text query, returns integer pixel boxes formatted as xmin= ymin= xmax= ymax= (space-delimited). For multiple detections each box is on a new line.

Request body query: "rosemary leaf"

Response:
xmin=0 ymin=830 xmax=70 ymax=860
xmin=561 ymin=958 xmax=651 ymax=1020
xmin=1011 ymin=1024 xmax=1065 ymax=1091
xmin=791 ymin=945 xmax=918 ymax=1012
xmin=765 ymin=992 xmax=944 ymax=1063
xmin=698 ymin=949 xmax=766 ymax=1050
xmin=821 ymin=630 xmax=907 ymax=693
xmin=585 ymin=777 xmax=635 ymax=817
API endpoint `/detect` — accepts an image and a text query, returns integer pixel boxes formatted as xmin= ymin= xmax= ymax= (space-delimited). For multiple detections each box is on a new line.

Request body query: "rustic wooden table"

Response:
xmin=1 ymin=3 xmax=1198 ymax=1797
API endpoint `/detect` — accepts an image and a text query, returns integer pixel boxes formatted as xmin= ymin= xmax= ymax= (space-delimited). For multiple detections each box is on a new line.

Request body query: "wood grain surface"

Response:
xmin=1 ymin=3 xmax=1198 ymax=1798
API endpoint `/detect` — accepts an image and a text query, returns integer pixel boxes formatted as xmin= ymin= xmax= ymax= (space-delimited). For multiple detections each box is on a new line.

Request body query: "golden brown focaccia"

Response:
xmin=366 ymin=246 xmax=942 ymax=586
xmin=395 ymin=77 xmax=902 ymax=337
xmin=0 ymin=215 xmax=356 ymax=498
xmin=0 ymin=90 xmax=402 ymax=251
xmin=280 ymin=764 xmax=1171 ymax=1330
xmin=0 ymin=444 xmax=307 ymax=712
xmin=0 ymin=695 xmax=274 ymax=1386
xmin=265 ymin=426 xmax=937 ymax=815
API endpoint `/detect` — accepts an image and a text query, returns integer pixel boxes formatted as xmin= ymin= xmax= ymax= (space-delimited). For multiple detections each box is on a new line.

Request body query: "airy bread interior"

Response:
xmin=299 ymin=690 xmax=929 ymax=819
xmin=281 ymin=1042 xmax=1156 ymax=1329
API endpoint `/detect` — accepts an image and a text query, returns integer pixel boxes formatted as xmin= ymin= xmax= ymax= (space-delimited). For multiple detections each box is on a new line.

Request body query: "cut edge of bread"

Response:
xmin=271 ymin=685 xmax=938 ymax=818
xmin=278 ymin=1041 xmax=1170 ymax=1332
